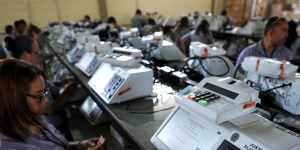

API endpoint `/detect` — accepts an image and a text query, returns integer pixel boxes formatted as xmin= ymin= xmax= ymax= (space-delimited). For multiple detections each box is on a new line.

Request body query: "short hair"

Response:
xmin=136 ymin=9 xmax=142 ymax=15
xmin=19 ymin=19 xmax=27 ymax=26
xmin=28 ymin=24 xmax=41 ymax=36
xmin=5 ymin=25 xmax=13 ymax=34
xmin=14 ymin=19 xmax=27 ymax=28
xmin=221 ymin=10 xmax=227 ymax=16
xmin=107 ymin=16 xmax=117 ymax=24
xmin=264 ymin=16 xmax=287 ymax=35
xmin=196 ymin=19 xmax=210 ymax=35
xmin=148 ymin=18 xmax=156 ymax=25
xmin=84 ymin=15 xmax=91 ymax=20
xmin=12 ymin=36 xmax=33 ymax=59
xmin=14 ymin=20 xmax=20 ymax=28
xmin=179 ymin=16 xmax=189 ymax=29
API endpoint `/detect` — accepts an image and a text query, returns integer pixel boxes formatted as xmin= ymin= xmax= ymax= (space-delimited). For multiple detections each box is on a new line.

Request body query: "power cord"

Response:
xmin=233 ymin=63 xmax=241 ymax=79
xmin=262 ymin=82 xmax=292 ymax=93
xmin=184 ymin=56 xmax=230 ymax=77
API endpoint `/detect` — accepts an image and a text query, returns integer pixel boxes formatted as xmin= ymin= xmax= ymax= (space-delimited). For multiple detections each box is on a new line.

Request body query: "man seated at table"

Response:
xmin=11 ymin=36 xmax=76 ymax=141
xmin=235 ymin=17 xmax=292 ymax=76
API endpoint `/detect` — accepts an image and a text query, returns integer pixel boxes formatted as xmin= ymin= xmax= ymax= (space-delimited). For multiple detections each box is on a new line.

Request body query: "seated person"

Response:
xmin=12 ymin=36 xmax=74 ymax=141
xmin=14 ymin=19 xmax=28 ymax=37
xmin=131 ymin=9 xmax=145 ymax=30
xmin=82 ymin=15 xmax=93 ymax=28
xmin=12 ymin=36 xmax=43 ymax=69
xmin=141 ymin=18 xmax=161 ymax=35
xmin=100 ymin=17 xmax=123 ymax=40
xmin=4 ymin=25 xmax=15 ymax=52
xmin=180 ymin=20 xmax=214 ymax=56
xmin=220 ymin=10 xmax=232 ymax=29
xmin=28 ymin=24 xmax=43 ymax=60
xmin=107 ymin=16 xmax=123 ymax=33
xmin=285 ymin=21 xmax=300 ymax=60
xmin=173 ymin=16 xmax=190 ymax=45
xmin=0 ymin=59 xmax=106 ymax=150
xmin=235 ymin=17 xmax=291 ymax=75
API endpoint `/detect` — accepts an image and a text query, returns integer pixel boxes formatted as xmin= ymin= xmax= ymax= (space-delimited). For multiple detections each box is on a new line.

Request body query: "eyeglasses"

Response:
xmin=26 ymin=89 xmax=50 ymax=102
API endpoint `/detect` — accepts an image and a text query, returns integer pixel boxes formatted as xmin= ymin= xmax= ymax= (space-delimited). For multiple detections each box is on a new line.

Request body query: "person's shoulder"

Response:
xmin=241 ymin=43 xmax=258 ymax=53
xmin=0 ymin=133 xmax=41 ymax=150
xmin=237 ymin=43 xmax=258 ymax=60
xmin=0 ymin=142 xmax=41 ymax=150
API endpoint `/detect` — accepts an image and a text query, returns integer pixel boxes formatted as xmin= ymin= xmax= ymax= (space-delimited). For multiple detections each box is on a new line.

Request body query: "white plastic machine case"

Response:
xmin=66 ymin=44 xmax=86 ymax=63
xmin=75 ymin=52 xmax=101 ymax=77
xmin=151 ymin=77 xmax=300 ymax=150
xmin=88 ymin=63 xmax=153 ymax=104
xmin=242 ymin=56 xmax=300 ymax=115
xmin=151 ymin=40 xmax=186 ymax=61
xmin=177 ymin=77 xmax=260 ymax=124
xmin=151 ymin=107 xmax=300 ymax=150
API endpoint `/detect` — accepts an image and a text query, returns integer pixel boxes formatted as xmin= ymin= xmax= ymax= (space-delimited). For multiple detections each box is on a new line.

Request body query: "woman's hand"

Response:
xmin=80 ymin=136 xmax=106 ymax=150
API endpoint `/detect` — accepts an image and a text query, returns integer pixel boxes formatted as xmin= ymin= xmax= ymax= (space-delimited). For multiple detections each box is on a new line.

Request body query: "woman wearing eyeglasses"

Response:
xmin=0 ymin=59 xmax=106 ymax=150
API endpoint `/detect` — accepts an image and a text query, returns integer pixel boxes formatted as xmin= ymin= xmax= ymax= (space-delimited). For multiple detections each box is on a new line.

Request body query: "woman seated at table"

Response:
xmin=180 ymin=20 xmax=214 ymax=56
xmin=0 ymin=59 xmax=106 ymax=150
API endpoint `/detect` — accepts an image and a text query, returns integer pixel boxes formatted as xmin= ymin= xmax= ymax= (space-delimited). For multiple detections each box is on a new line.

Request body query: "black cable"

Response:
xmin=262 ymin=82 xmax=292 ymax=93
xmin=233 ymin=62 xmax=241 ymax=79
xmin=185 ymin=56 xmax=231 ymax=77
xmin=200 ymin=56 xmax=230 ymax=76
xmin=185 ymin=56 xmax=202 ymax=70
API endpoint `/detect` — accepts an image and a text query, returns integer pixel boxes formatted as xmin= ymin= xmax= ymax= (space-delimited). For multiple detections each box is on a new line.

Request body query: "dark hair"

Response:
xmin=12 ymin=36 xmax=33 ymax=59
xmin=19 ymin=19 xmax=27 ymax=26
xmin=196 ymin=20 xmax=210 ymax=35
xmin=285 ymin=21 xmax=298 ymax=49
xmin=5 ymin=25 xmax=13 ymax=34
xmin=221 ymin=10 xmax=227 ymax=16
xmin=84 ymin=15 xmax=91 ymax=20
xmin=107 ymin=16 xmax=117 ymax=24
xmin=14 ymin=19 xmax=28 ymax=35
xmin=264 ymin=16 xmax=287 ymax=35
xmin=14 ymin=19 xmax=27 ymax=27
xmin=14 ymin=20 xmax=20 ymax=28
xmin=175 ymin=16 xmax=190 ymax=32
xmin=148 ymin=18 xmax=156 ymax=25
xmin=0 ymin=59 xmax=45 ymax=141
xmin=28 ymin=24 xmax=41 ymax=37
xmin=136 ymin=9 xmax=142 ymax=15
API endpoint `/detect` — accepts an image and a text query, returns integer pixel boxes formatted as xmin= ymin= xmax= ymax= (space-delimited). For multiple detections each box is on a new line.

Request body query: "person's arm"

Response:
xmin=68 ymin=141 xmax=82 ymax=150
xmin=207 ymin=31 xmax=214 ymax=44
xmin=180 ymin=33 xmax=191 ymax=56
xmin=234 ymin=47 xmax=252 ymax=79
xmin=68 ymin=136 xmax=106 ymax=150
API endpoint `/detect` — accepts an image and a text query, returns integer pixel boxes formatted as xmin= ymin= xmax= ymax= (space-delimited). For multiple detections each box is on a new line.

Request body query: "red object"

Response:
xmin=203 ymin=48 xmax=209 ymax=58
xmin=118 ymin=87 xmax=131 ymax=96
xmin=279 ymin=61 xmax=286 ymax=80
xmin=187 ymin=95 xmax=196 ymax=101
xmin=243 ymin=101 xmax=256 ymax=109
xmin=255 ymin=59 xmax=260 ymax=72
